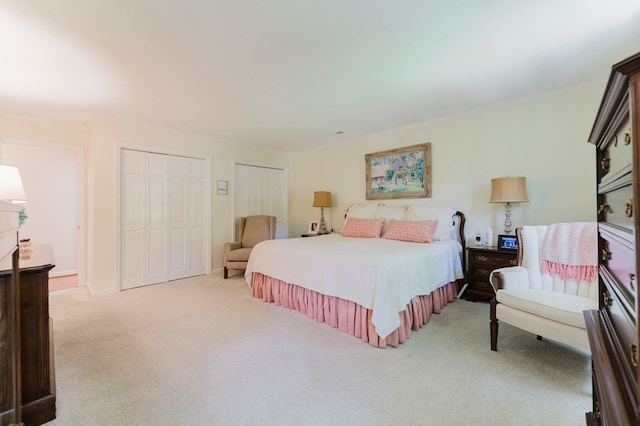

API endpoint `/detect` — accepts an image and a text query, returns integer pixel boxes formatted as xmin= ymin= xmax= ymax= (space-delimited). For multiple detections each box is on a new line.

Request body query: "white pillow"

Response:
xmin=375 ymin=204 xmax=407 ymax=233
xmin=340 ymin=203 xmax=380 ymax=233
xmin=405 ymin=205 xmax=456 ymax=240
xmin=345 ymin=203 xmax=379 ymax=219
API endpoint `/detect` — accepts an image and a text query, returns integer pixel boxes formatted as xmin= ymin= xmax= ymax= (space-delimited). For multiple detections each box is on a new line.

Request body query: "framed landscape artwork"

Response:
xmin=365 ymin=143 xmax=431 ymax=200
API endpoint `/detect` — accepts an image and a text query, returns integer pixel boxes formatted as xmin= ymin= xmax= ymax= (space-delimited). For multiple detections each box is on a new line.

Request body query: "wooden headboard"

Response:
xmin=454 ymin=210 xmax=466 ymax=272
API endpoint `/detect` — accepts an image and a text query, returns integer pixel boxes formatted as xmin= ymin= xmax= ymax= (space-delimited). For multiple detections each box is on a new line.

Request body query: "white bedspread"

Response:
xmin=245 ymin=234 xmax=464 ymax=338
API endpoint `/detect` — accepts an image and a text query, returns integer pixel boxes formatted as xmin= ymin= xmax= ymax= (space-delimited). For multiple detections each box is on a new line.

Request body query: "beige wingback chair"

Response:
xmin=489 ymin=225 xmax=598 ymax=351
xmin=224 ymin=215 xmax=277 ymax=279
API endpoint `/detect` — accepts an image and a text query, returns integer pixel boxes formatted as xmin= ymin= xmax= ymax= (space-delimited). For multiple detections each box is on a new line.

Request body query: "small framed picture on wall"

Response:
xmin=216 ymin=180 xmax=228 ymax=195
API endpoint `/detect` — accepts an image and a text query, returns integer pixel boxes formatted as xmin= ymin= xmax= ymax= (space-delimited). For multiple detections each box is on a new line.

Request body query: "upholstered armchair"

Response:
xmin=489 ymin=224 xmax=598 ymax=351
xmin=224 ymin=215 xmax=277 ymax=279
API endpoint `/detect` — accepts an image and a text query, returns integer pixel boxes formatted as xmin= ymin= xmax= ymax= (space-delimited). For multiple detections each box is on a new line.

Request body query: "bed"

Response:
xmin=245 ymin=203 xmax=466 ymax=348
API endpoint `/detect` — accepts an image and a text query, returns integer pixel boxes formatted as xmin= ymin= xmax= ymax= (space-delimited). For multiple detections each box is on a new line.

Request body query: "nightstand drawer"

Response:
xmin=468 ymin=252 xmax=518 ymax=268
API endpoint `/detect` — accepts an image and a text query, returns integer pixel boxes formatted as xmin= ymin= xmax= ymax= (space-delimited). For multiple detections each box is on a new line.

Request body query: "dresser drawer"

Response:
xmin=468 ymin=251 xmax=518 ymax=268
xmin=600 ymin=115 xmax=632 ymax=181
xmin=598 ymin=178 xmax=634 ymax=230
xmin=601 ymin=268 xmax=638 ymax=386
xmin=600 ymin=225 xmax=636 ymax=302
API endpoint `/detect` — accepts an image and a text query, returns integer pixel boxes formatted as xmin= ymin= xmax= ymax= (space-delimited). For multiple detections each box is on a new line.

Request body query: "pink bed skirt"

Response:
xmin=250 ymin=272 xmax=457 ymax=348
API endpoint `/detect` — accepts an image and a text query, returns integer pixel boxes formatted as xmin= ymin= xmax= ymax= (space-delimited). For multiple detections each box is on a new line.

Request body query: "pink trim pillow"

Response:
xmin=342 ymin=217 xmax=385 ymax=238
xmin=383 ymin=219 xmax=438 ymax=243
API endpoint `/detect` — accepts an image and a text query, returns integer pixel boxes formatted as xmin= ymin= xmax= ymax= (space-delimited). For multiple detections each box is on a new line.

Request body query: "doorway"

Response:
xmin=1 ymin=139 xmax=83 ymax=289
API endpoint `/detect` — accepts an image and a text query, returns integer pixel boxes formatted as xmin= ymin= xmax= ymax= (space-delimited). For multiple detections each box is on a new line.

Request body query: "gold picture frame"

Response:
xmin=365 ymin=143 xmax=431 ymax=200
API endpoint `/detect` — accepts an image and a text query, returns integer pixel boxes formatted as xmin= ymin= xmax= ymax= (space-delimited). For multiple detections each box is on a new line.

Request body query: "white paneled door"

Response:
xmin=234 ymin=163 xmax=287 ymax=239
xmin=169 ymin=156 xmax=206 ymax=281
xmin=121 ymin=149 xmax=206 ymax=290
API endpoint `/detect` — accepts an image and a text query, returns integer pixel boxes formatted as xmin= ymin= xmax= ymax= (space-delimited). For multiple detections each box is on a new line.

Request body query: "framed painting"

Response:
xmin=365 ymin=143 xmax=431 ymax=200
xmin=216 ymin=180 xmax=228 ymax=195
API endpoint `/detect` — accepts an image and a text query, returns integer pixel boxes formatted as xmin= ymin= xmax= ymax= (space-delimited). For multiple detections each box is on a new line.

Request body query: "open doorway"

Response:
xmin=1 ymin=139 xmax=84 ymax=291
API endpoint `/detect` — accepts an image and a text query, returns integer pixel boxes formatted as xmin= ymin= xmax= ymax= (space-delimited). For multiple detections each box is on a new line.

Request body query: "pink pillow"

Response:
xmin=383 ymin=219 xmax=438 ymax=243
xmin=342 ymin=217 xmax=385 ymax=238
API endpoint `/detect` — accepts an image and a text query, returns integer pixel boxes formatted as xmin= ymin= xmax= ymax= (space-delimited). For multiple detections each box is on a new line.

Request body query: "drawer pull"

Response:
xmin=477 ymin=255 xmax=488 ymax=262
xmin=624 ymin=132 xmax=631 ymax=145
xmin=631 ymin=344 xmax=638 ymax=367
xmin=625 ymin=200 xmax=633 ymax=218
xmin=597 ymin=203 xmax=610 ymax=214
xmin=613 ymin=134 xmax=618 ymax=147
xmin=603 ymin=291 xmax=613 ymax=307
xmin=630 ymin=273 xmax=636 ymax=292
xmin=601 ymin=248 xmax=611 ymax=262
xmin=600 ymin=157 xmax=610 ymax=171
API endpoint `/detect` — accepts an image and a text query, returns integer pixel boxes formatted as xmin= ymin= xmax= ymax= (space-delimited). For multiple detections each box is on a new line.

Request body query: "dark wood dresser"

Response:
xmin=0 ymin=201 xmax=24 ymax=426
xmin=19 ymin=244 xmax=56 ymax=425
xmin=465 ymin=246 xmax=517 ymax=301
xmin=0 ymin=240 xmax=56 ymax=426
xmin=584 ymin=52 xmax=640 ymax=425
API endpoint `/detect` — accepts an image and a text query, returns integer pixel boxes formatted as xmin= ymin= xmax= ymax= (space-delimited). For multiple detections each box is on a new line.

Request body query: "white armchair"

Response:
xmin=489 ymin=225 xmax=598 ymax=351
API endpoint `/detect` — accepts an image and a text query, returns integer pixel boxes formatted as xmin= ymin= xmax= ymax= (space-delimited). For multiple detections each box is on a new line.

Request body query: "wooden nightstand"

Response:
xmin=465 ymin=246 xmax=518 ymax=301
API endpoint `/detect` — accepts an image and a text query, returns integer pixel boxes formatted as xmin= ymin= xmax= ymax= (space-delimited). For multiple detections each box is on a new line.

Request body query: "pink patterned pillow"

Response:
xmin=342 ymin=217 xmax=385 ymax=238
xmin=383 ymin=219 xmax=438 ymax=243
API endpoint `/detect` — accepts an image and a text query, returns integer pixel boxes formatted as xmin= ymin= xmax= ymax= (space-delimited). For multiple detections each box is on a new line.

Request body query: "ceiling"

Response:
xmin=1 ymin=1 xmax=640 ymax=152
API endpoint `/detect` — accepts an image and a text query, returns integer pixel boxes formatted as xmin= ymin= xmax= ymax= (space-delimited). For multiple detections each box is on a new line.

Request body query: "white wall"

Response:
xmin=0 ymin=113 xmax=291 ymax=294
xmin=86 ymin=117 xmax=291 ymax=293
xmin=290 ymin=83 xmax=604 ymax=245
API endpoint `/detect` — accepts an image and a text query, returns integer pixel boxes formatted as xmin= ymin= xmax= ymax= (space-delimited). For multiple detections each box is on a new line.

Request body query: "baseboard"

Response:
xmin=86 ymin=282 xmax=117 ymax=296
xmin=49 ymin=269 xmax=78 ymax=278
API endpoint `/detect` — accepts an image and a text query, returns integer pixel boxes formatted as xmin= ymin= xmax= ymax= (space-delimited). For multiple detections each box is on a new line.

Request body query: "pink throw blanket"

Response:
xmin=541 ymin=222 xmax=597 ymax=282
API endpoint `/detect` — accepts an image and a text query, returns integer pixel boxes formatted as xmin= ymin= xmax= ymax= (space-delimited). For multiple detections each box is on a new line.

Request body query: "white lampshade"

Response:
xmin=0 ymin=165 xmax=27 ymax=203
xmin=489 ymin=176 xmax=528 ymax=234
xmin=489 ymin=177 xmax=528 ymax=203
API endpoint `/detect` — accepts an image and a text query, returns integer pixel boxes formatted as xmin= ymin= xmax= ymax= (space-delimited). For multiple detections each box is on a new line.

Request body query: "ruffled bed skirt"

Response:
xmin=250 ymin=272 xmax=457 ymax=348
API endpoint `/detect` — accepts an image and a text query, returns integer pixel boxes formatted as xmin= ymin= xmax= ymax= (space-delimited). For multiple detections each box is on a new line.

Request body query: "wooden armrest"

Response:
xmin=490 ymin=270 xmax=505 ymax=292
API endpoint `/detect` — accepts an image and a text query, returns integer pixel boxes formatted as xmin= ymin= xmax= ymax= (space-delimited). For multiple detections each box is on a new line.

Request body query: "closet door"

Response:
xmin=122 ymin=150 xmax=168 ymax=289
xmin=234 ymin=163 xmax=287 ymax=239
xmin=169 ymin=156 xmax=205 ymax=281
xmin=122 ymin=150 xmax=207 ymax=290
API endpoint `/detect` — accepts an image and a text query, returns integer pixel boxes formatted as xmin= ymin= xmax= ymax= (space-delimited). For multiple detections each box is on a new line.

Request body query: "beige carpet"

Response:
xmin=45 ymin=274 xmax=591 ymax=426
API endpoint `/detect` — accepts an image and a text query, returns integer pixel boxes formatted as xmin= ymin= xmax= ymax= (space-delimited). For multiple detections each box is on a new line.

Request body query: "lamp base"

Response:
xmin=503 ymin=202 xmax=513 ymax=234
xmin=318 ymin=207 xmax=329 ymax=234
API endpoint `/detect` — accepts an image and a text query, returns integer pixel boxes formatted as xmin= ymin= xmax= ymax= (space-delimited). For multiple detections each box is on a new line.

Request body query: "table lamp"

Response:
xmin=312 ymin=191 xmax=332 ymax=234
xmin=489 ymin=176 xmax=528 ymax=234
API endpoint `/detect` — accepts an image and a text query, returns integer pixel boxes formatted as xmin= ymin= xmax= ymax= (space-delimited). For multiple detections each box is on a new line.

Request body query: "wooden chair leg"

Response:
xmin=224 ymin=267 xmax=228 ymax=279
xmin=490 ymin=297 xmax=498 ymax=351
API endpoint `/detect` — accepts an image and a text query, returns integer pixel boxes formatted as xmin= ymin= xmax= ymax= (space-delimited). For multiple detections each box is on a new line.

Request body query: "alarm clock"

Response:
xmin=497 ymin=234 xmax=518 ymax=251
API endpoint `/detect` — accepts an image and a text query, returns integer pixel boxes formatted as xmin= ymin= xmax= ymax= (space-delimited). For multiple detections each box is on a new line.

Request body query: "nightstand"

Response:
xmin=465 ymin=246 xmax=518 ymax=301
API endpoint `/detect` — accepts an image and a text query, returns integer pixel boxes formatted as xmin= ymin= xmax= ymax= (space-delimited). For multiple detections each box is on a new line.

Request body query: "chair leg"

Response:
xmin=490 ymin=297 xmax=498 ymax=351
xmin=224 ymin=267 xmax=228 ymax=279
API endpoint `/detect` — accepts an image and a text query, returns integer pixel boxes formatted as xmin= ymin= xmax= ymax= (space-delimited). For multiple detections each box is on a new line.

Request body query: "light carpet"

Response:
xmin=45 ymin=274 xmax=591 ymax=426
